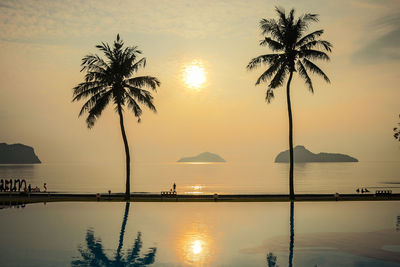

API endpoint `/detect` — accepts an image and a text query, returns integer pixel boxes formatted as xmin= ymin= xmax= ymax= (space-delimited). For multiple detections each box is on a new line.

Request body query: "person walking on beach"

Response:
xmin=43 ymin=183 xmax=47 ymax=192
xmin=173 ymin=182 xmax=176 ymax=193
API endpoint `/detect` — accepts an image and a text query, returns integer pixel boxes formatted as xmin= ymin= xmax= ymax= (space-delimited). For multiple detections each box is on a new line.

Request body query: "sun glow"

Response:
xmin=192 ymin=240 xmax=202 ymax=255
xmin=183 ymin=62 xmax=206 ymax=89
xmin=179 ymin=226 xmax=212 ymax=265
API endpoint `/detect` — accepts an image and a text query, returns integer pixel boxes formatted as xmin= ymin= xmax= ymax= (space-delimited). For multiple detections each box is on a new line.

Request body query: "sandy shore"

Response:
xmin=0 ymin=192 xmax=399 ymax=204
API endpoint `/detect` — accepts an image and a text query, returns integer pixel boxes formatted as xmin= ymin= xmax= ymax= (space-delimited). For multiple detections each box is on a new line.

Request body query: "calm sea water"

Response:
xmin=0 ymin=201 xmax=399 ymax=266
xmin=0 ymin=161 xmax=399 ymax=194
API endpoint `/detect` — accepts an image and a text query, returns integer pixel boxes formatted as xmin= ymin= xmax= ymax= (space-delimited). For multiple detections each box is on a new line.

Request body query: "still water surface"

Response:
xmin=0 ymin=161 xmax=399 ymax=194
xmin=0 ymin=201 xmax=399 ymax=266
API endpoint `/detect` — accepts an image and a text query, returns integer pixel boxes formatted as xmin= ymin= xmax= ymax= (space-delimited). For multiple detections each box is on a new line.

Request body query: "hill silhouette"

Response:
xmin=0 ymin=143 xmax=41 ymax=164
xmin=177 ymin=152 xmax=226 ymax=162
xmin=275 ymin=145 xmax=358 ymax=163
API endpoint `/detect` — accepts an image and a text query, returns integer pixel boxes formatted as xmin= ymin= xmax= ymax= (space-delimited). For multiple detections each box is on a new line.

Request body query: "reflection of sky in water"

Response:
xmin=0 ymin=202 xmax=399 ymax=266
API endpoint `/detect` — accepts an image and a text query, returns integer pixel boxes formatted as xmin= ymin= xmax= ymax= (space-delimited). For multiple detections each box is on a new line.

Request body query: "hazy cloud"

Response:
xmin=0 ymin=0 xmax=267 ymax=44
xmin=352 ymin=13 xmax=400 ymax=63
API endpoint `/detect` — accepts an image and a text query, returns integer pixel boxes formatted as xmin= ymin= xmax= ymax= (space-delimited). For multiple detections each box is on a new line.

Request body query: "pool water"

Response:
xmin=0 ymin=201 xmax=399 ymax=266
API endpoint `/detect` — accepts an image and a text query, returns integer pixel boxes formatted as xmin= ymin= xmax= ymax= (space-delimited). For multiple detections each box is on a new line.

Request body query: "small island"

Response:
xmin=275 ymin=145 xmax=358 ymax=163
xmin=177 ymin=152 xmax=226 ymax=162
xmin=0 ymin=143 xmax=41 ymax=164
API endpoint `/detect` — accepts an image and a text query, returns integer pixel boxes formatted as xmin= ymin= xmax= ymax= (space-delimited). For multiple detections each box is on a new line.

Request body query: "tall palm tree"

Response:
xmin=73 ymin=34 xmax=160 ymax=199
xmin=247 ymin=7 xmax=332 ymax=200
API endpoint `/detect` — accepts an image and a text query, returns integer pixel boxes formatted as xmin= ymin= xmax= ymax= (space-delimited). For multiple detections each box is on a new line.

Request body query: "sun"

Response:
xmin=183 ymin=62 xmax=206 ymax=89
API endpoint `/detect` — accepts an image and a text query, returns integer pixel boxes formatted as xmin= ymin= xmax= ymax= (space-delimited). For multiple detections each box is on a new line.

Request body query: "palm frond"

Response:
xmin=256 ymin=60 xmax=282 ymax=85
xmin=86 ymin=91 xmax=112 ymax=128
xmin=296 ymin=30 xmax=324 ymax=47
xmin=300 ymin=49 xmax=330 ymax=61
xmin=247 ymin=54 xmax=281 ymax=70
xmin=126 ymin=76 xmax=160 ymax=91
xmin=80 ymin=54 xmax=109 ymax=72
xmin=125 ymin=94 xmax=143 ymax=122
xmin=299 ymin=40 xmax=332 ymax=52
xmin=297 ymin=60 xmax=313 ymax=92
xmin=265 ymin=87 xmax=275 ymax=103
xmin=260 ymin=18 xmax=284 ymax=42
xmin=125 ymin=85 xmax=157 ymax=113
xmin=302 ymin=58 xmax=330 ymax=83
xmin=275 ymin=6 xmax=288 ymax=25
xmin=260 ymin=37 xmax=284 ymax=51
xmin=130 ymin=57 xmax=146 ymax=73
xmin=83 ymin=70 xmax=108 ymax=83
xmin=95 ymin=42 xmax=114 ymax=62
xmin=73 ymin=83 xmax=108 ymax=102
xmin=269 ymin=64 xmax=288 ymax=89
xmin=73 ymin=81 xmax=107 ymax=97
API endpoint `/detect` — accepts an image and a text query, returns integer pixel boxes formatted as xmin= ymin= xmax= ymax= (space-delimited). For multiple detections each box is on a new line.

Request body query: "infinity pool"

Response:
xmin=0 ymin=201 xmax=399 ymax=266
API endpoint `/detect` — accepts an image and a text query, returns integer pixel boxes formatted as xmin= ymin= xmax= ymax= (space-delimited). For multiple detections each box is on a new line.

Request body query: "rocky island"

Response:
xmin=275 ymin=145 xmax=358 ymax=163
xmin=177 ymin=152 xmax=226 ymax=162
xmin=0 ymin=143 xmax=41 ymax=164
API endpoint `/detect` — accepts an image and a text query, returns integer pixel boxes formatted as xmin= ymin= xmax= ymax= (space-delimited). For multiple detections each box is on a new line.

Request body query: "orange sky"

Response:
xmin=0 ymin=0 xmax=399 ymax=163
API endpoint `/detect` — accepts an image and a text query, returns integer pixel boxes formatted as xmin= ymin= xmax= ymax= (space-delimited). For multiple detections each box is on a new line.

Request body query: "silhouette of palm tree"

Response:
xmin=72 ymin=203 xmax=157 ymax=266
xmin=394 ymin=114 xmax=400 ymax=142
xmin=73 ymin=34 xmax=160 ymax=199
xmin=266 ymin=201 xmax=294 ymax=267
xmin=247 ymin=7 xmax=332 ymax=200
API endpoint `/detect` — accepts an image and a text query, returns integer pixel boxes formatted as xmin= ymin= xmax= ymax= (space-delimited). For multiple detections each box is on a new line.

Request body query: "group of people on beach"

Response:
xmin=0 ymin=179 xmax=47 ymax=193
xmin=356 ymin=188 xmax=370 ymax=194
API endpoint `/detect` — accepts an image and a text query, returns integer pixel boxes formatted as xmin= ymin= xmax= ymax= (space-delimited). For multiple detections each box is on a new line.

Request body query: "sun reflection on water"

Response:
xmin=179 ymin=224 xmax=212 ymax=266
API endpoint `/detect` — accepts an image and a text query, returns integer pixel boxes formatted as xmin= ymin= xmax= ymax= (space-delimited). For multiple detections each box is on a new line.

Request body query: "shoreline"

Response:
xmin=1 ymin=192 xmax=399 ymax=204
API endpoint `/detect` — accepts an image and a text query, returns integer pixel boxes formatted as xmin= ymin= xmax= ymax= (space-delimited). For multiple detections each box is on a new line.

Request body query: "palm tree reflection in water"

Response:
xmin=72 ymin=202 xmax=157 ymax=266
xmin=267 ymin=201 xmax=295 ymax=267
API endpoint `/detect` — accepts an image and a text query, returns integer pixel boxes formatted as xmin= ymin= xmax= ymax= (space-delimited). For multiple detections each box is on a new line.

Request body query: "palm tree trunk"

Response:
xmin=286 ymin=71 xmax=295 ymax=200
xmin=117 ymin=105 xmax=131 ymax=200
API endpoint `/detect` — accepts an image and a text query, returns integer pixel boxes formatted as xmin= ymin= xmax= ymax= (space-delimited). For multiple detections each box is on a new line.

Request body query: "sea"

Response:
xmin=0 ymin=161 xmax=399 ymax=194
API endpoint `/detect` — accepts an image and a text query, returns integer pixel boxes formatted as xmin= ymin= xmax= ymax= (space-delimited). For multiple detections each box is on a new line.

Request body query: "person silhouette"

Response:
xmin=356 ymin=188 xmax=360 ymax=194
xmin=173 ymin=182 xmax=176 ymax=193
xmin=43 ymin=183 xmax=47 ymax=192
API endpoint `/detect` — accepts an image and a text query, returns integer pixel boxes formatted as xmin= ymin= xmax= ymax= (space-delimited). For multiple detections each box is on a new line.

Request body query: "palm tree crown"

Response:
xmin=73 ymin=34 xmax=160 ymax=128
xmin=247 ymin=7 xmax=332 ymax=101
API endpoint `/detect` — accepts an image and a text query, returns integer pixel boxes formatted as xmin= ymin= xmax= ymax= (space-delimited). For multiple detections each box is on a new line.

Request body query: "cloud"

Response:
xmin=0 ymin=0 xmax=268 ymax=44
xmin=352 ymin=13 xmax=400 ymax=63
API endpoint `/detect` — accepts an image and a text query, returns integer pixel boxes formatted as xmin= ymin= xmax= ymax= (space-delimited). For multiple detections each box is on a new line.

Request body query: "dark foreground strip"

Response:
xmin=0 ymin=192 xmax=399 ymax=205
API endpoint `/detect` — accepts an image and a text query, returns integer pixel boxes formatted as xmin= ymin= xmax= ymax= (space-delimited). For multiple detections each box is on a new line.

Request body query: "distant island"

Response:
xmin=275 ymin=145 xmax=358 ymax=163
xmin=0 ymin=143 xmax=41 ymax=164
xmin=177 ymin=152 xmax=226 ymax=162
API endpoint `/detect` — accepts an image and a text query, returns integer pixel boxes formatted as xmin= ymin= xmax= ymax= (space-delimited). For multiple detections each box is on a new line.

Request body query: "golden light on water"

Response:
xmin=192 ymin=240 xmax=203 ymax=255
xmin=178 ymin=224 xmax=212 ymax=266
xmin=183 ymin=61 xmax=206 ymax=89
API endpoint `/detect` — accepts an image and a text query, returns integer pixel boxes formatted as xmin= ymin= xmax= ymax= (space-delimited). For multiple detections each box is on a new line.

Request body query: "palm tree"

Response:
xmin=247 ymin=7 xmax=332 ymax=200
xmin=73 ymin=34 xmax=160 ymax=199
xmin=394 ymin=114 xmax=400 ymax=142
